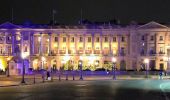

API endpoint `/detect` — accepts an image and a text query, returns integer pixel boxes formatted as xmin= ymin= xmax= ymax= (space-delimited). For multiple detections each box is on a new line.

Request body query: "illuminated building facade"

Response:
xmin=0 ymin=21 xmax=170 ymax=74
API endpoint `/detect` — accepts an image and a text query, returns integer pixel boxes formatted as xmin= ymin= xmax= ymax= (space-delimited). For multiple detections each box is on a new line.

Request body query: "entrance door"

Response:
xmin=160 ymin=63 xmax=164 ymax=71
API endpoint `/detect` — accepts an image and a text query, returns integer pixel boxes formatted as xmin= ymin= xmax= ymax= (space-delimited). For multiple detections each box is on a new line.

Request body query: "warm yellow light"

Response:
xmin=21 ymin=53 xmax=28 ymax=59
xmin=38 ymin=37 xmax=41 ymax=42
xmin=144 ymin=58 xmax=149 ymax=64
xmin=112 ymin=57 xmax=117 ymax=63
xmin=7 ymin=57 xmax=10 ymax=61
xmin=47 ymin=39 xmax=49 ymax=42
xmin=163 ymin=56 xmax=168 ymax=61
xmin=0 ymin=57 xmax=7 ymax=71
xmin=54 ymin=44 xmax=57 ymax=47
xmin=41 ymin=57 xmax=46 ymax=61
xmin=63 ymin=54 xmax=70 ymax=61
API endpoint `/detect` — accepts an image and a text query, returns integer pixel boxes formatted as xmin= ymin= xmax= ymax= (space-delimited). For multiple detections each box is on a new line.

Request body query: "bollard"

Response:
xmin=66 ymin=70 xmax=68 ymax=80
xmin=33 ymin=73 xmax=35 ymax=84
xmin=51 ymin=71 xmax=53 ymax=82
xmin=72 ymin=71 xmax=75 ymax=80
xmin=58 ymin=70 xmax=61 ymax=81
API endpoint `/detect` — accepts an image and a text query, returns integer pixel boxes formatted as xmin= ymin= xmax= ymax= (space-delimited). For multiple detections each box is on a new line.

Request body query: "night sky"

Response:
xmin=1 ymin=0 xmax=170 ymax=25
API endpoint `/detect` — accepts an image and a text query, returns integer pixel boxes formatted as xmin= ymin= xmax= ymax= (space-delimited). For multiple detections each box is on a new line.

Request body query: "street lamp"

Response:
xmin=21 ymin=53 xmax=28 ymax=84
xmin=41 ymin=57 xmax=46 ymax=82
xmin=79 ymin=60 xmax=83 ymax=80
xmin=112 ymin=57 xmax=117 ymax=80
xmin=144 ymin=58 xmax=149 ymax=78
xmin=6 ymin=57 xmax=10 ymax=77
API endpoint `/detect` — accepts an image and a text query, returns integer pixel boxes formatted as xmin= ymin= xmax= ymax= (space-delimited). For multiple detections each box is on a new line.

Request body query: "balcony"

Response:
xmin=94 ymin=50 xmax=100 ymax=54
xmin=68 ymin=50 xmax=75 ymax=54
xmin=85 ymin=50 xmax=92 ymax=54
xmin=77 ymin=50 xmax=84 ymax=54
xmin=102 ymin=50 xmax=109 ymax=56
xmin=59 ymin=50 xmax=66 ymax=54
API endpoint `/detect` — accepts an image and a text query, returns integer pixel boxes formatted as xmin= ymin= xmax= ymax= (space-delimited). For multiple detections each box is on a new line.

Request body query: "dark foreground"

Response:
xmin=0 ymin=80 xmax=170 ymax=100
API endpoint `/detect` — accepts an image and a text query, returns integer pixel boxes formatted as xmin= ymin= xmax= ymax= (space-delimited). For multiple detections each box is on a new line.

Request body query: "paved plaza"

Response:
xmin=0 ymin=79 xmax=169 ymax=100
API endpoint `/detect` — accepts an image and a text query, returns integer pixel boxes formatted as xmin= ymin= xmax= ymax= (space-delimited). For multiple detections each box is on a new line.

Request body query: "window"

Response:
xmin=0 ymin=37 xmax=3 ymax=41
xmin=79 ymin=47 xmax=83 ymax=50
xmin=96 ymin=47 xmax=99 ymax=50
xmin=79 ymin=37 xmax=83 ymax=42
xmin=71 ymin=37 xmax=74 ymax=42
xmin=0 ymin=47 xmax=2 ymax=54
xmin=141 ymin=35 xmax=145 ymax=41
xmin=149 ymin=47 xmax=154 ymax=54
xmin=54 ymin=37 xmax=58 ymax=42
xmin=96 ymin=37 xmax=100 ymax=42
xmin=63 ymin=37 xmax=66 ymax=42
xmin=160 ymin=36 xmax=163 ymax=41
xmin=104 ymin=47 xmax=109 ymax=49
xmin=16 ymin=35 xmax=20 ymax=41
xmin=113 ymin=37 xmax=116 ymax=42
xmin=104 ymin=37 xmax=108 ymax=42
xmin=88 ymin=37 xmax=91 ymax=42
xmin=160 ymin=47 xmax=164 ymax=53
xmin=150 ymin=35 xmax=154 ymax=41
xmin=121 ymin=36 xmax=125 ymax=42
xmin=87 ymin=47 xmax=91 ymax=50
xmin=120 ymin=47 xmax=125 ymax=56
xmin=7 ymin=36 xmax=11 ymax=41
xmin=62 ymin=47 xmax=66 ymax=50
xmin=24 ymin=46 xmax=27 ymax=52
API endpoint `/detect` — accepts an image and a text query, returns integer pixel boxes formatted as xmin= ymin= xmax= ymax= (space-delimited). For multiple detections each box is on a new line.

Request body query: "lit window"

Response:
xmin=24 ymin=46 xmax=27 ymax=52
xmin=16 ymin=35 xmax=21 ymax=41
xmin=79 ymin=37 xmax=83 ymax=42
xmin=113 ymin=37 xmax=116 ymax=42
xmin=121 ymin=36 xmax=125 ymax=42
xmin=160 ymin=36 xmax=163 ymax=41
xmin=63 ymin=37 xmax=66 ymax=42
xmin=160 ymin=47 xmax=164 ymax=53
xmin=96 ymin=47 xmax=99 ymax=50
xmin=96 ymin=37 xmax=100 ymax=42
xmin=71 ymin=37 xmax=74 ymax=42
xmin=88 ymin=37 xmax=91 ymax=42
xmin=104 ymin=37 xmax=108 ymax=42
xmin=54 ymin=37 xmax=58 ymax=42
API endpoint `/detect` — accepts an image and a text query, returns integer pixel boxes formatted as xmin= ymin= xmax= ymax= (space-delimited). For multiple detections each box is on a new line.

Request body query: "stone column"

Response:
xmin=118 ymin=35 xmax=121 ymax=56
xmin=12 ymin=32 xmax=15 ymax=55
xmin=32 ymin=32 xmax=35 ymax=55
xmin=57 ymin=34 xmax=60 ymax=54
xmin=109 ymin=34 xmax=112 ymax=55
xmin=67 ymin=34 xmax=70 ymax=54
xmin=100 ymin=33 xmax=103 ymax=54
xmin=75 ymin=34 xmax=77 ymax=54
xmin=92 ymin=33 xmax=94 ymax=54
xmin=21 ymin=32 xmax=24 ymax=55
xmin=48 ymin=33 xmax=52 ymax=55
xmin=83 ymin=34 xmax=86 ymax=54
xmin=40 ymin=33 xmax=43 ymax=56
xmin=3 ymin=34 xmax=6 ymax=55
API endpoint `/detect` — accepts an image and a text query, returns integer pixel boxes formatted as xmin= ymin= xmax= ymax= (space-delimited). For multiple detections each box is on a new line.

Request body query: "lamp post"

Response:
xmin=144 ymin=58 xmax=149 ymax=78
xmin=41 ymin=57 xmax=45 ymax=82
xmin=6 ymin=57 xmax=10 ymax=77
xmin=21 ymin=53 xmax=27 ymax=84
xmin=79 ymin=61 xmax=83 ymax=80
xmin=112 ymin=57 xmax=117 ymax=80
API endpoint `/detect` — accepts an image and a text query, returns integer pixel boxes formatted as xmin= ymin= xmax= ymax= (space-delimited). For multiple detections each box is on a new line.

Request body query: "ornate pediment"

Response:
xmin=137 ymin=21 xmax=168 ymax=29
xmin=0 ymin=22 xmax=21 ymax=29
